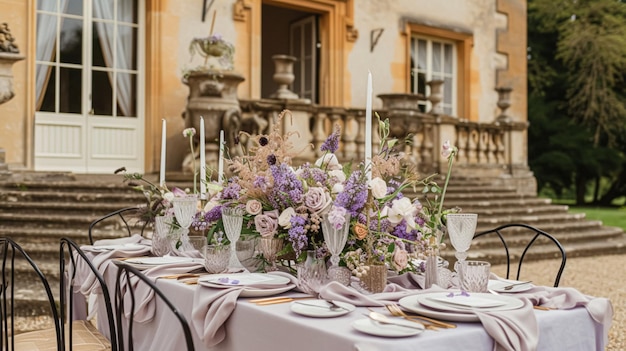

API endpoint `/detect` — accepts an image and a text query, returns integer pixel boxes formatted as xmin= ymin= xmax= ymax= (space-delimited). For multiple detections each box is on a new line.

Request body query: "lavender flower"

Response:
xmin=320 ymin=125 xmax=340 ymax=153
xmin=268 ymin=163 xmax=303 ymax=209
xmin=334 ymin=170 xmax=368 ymax=217
xmin=288 ymin=214 xmax=308 ymax=256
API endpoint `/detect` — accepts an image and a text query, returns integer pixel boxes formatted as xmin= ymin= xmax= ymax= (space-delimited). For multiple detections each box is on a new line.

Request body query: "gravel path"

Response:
xmin=14 ymin=254 xmax=624 ymax=350
xmin=490 ymin=253 xmax=625 ymax=351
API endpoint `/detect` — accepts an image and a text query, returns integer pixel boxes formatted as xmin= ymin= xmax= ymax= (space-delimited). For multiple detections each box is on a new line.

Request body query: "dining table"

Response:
xmin=73 ymin=235 xmax=614 ymax=351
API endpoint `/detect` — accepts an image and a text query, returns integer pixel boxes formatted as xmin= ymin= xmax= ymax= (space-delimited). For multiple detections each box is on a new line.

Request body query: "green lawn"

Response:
xmin=566 ymin=206 xmax=626 ymax=231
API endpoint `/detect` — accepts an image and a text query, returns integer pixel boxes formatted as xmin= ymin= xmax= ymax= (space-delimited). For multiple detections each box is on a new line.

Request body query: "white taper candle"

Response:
xmin=159 ymin=119 xmax=166 ymax=187
xmin=199 ymin=116 xmax=206 ymax=199
xmin=365 ymin=71 xmax=373 ymax=182
xmin=218 ymin=130 xmax=224 ymax=182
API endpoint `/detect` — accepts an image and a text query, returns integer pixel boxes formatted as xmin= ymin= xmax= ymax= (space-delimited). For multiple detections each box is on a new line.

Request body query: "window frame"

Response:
xmin=405 ymin=23 xmax=473 ymax=119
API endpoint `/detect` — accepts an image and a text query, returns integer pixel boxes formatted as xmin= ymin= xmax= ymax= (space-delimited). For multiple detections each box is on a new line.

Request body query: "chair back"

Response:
xmin=112 ymin=261 xmax=195 ymax=351
xmin=0 ymin=237 xmax=62 ymax=350
xmin=473 ymin=223 xmax=567 ymax=287
xmin=89 ymin=207 xmax=148 ymax=245
xmin=59 ymin=237 xmax=117 ymax=351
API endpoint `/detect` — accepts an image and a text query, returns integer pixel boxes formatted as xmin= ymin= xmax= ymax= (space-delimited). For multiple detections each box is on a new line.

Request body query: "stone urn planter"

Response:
xmin=0 ymin=52 xmax=24 ymax=105
xmin=182 ymin=70 xmax=245 ymax=176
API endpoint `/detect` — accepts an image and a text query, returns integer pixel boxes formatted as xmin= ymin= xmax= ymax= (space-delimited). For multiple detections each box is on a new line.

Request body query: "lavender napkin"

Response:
xmin=191 ymin=271 xmax=297 ymax=348
xmin=76 ymin=234 xmax=152 ymax=296
xmin=320 ymin=273 xmax=540 ymax=351
xmin=116 ymin=261 xmax=205 ymax=323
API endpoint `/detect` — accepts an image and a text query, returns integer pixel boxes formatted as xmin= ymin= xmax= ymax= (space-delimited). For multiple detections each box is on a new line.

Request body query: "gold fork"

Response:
xmin=386 ymin=304 xmax=457 ymax=329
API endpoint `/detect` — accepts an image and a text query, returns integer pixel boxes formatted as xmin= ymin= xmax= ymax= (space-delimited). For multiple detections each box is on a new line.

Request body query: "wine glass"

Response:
xmin=171 ymin=196 xmax=199 ymax=251
xmin=446 ymin=213 xmax=478 ymax=271
xmin=321 ymin=212 xmax=351 ymax=283
xmin=221 ymin=207 xmax=245 ymax=271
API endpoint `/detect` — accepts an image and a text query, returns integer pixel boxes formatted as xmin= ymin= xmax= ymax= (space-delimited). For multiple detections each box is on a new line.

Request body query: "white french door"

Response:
xmin=34 ymin=0 xmax=145 ymax=173
xmin=289 ymin=15 xmax=317 ymax=103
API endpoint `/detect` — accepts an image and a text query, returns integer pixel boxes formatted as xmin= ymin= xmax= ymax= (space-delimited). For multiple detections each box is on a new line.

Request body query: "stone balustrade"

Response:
xmin=238 ymin=92 xmax=528 ymax=180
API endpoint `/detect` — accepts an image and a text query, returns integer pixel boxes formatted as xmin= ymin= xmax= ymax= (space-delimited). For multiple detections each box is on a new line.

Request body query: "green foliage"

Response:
xmin=528 ymin=0 xmax=626 ymax=205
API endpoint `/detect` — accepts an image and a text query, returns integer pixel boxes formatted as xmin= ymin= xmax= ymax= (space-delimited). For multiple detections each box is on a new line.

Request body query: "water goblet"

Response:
xmin=204 ymin=244 xmax=231 ymax=274
xmin=321 ymin=212 xmax=351 ymax=283
xmin=221 ymin=207 xmax=245 ymax=271
xmin=185 ymin=235 xmax=207 ymax=257
xmin=152 ymin=214 xmax=173 ymax=256
xmin=446 ymin=213 xmax=478 ymax=271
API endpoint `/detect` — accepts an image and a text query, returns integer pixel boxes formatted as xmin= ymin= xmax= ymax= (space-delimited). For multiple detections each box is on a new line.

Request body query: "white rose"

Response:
xmin=278 ymin=207 xmax=296 ymax=229
xmin=315 ymin=154 xmax=341 ymax=170
xmin=162 ymin=192 xmax=174 ymax=202
xmin=245 ymin=199 xmax=263 ymax=215
xmin=328 ymin=169 xmax=346 ymax=183
xmin=369 ymin=177 xmax=388 ymax=199
xmin=387 ymin=197 xmax=417 ymax=224
xmin=331 ymin=183 xmax=344 ymax=194
xmin=203 ymin=199 xmax=219 ymax=212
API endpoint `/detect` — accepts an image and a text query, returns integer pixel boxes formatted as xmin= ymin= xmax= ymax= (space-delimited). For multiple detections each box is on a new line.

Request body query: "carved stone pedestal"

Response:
xmin=182 ymin=70 xmax=245 ymax=177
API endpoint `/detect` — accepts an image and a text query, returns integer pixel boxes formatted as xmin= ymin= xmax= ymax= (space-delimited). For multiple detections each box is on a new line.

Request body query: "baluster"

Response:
xmin=343 ymin=114 xmax=358 ymax=161
xmin=312 ymin=112 xmax=327 ymax=157
xmin=468 ymin=129 xmax=479 ymax=164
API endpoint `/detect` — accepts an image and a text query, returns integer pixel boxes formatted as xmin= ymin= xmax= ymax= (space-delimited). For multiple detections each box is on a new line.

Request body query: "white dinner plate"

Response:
xmin=198 ymin=273 xmax=296 ymax=297
xmin=398 ymin=292 xmax=524 ymax=323
xmin=424 ymin=294 xmax=508 ymax=309
xmin=352 ymin=318 xmax=425 ymax=337
xmin=91 ymin=243 xmax=145 ymax=252
xmin=488 ymin=279 xmax=533 ymax=293
xmin=122 ymin=256 xmax=195 ymax=270
xmin=198 ymin=273 xmax=291 ymax=287
xmin=290 ymin=300 xmax=355 ymax=318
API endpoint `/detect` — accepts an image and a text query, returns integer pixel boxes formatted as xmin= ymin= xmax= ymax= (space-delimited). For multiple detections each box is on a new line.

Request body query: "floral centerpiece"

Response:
xmin=208 ymin=110 xmax=346 ymax=264
xmin=187 ymin=33 xmax=235 ymax=72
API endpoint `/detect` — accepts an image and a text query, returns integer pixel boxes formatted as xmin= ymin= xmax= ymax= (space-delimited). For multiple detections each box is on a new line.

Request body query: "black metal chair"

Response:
xmin=88 ymin=207 xmax=148 ymax=245
xmin=112 ymin=261 xmax=195 ymax=351
xmin=60 ymin=237 xmax=117 ymax=350
xmin=0 ymin=237 xmax=62 ymax=350
xmin=473 ymin=223 xmax=567 ymax=287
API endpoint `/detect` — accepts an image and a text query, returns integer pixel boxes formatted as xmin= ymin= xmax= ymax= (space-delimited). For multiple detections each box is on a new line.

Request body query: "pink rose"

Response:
xmin=304 ymin=187 xmax=331 ymax=213
xmin=392 ymin=249 xmax=409 ymax=271
xmin=245 ymin=199 xmax=263 ymax=215
xmin=254 ymin=210 xmax=279 ymax=238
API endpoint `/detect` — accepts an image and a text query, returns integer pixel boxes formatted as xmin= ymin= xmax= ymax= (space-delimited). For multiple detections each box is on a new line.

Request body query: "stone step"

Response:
xmin=0 ymin=201 xmax=141 ymax=215
xmin=460 ymin=205 xmax=570 ymax=216
xmin=0 ymin=189 xmax=144 ymax=202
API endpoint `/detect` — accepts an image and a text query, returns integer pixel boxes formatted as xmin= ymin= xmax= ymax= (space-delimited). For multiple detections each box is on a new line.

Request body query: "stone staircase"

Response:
xmin=0 ymin=171 xmax=625 ymax=316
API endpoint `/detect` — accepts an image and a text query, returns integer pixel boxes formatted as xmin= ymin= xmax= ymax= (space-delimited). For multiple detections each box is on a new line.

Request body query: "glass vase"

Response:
xmin=360 ymin=264 xmax=387 ymax=293
xmin=297 ymin=250 xmax=328 ymax=295
xmin=424 ymin=252 xmax=439 ymax=289
xmin=258 ymin=237 xmax=283 ymax=272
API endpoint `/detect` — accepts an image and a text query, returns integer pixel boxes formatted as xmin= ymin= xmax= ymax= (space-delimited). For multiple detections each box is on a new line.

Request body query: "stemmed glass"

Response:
xmin=321 ymin=212 xmax=351 ymax=284
xmin=172 ymin=196 xmax=199 ymax=252
xmin=221 ymin=207 xmax=245 ymax=271
xmin=446 ymin=213 xmax=478 ymax=271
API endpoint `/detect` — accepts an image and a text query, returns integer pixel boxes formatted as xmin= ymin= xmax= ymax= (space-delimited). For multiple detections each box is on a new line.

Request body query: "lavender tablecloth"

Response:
xmin=75 ymin=241 xmax=612 ymax=351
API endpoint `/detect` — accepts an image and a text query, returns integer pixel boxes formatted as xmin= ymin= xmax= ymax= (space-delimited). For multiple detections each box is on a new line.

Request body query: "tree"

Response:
xmin=528 ymin=0 xmax=626 ymax=205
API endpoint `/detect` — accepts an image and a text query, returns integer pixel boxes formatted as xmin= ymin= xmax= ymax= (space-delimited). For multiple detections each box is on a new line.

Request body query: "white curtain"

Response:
xmin=35 ymin=0 xmax=69 ymax=109
xmin=93 ymin=0 xmax=133 ymax=116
